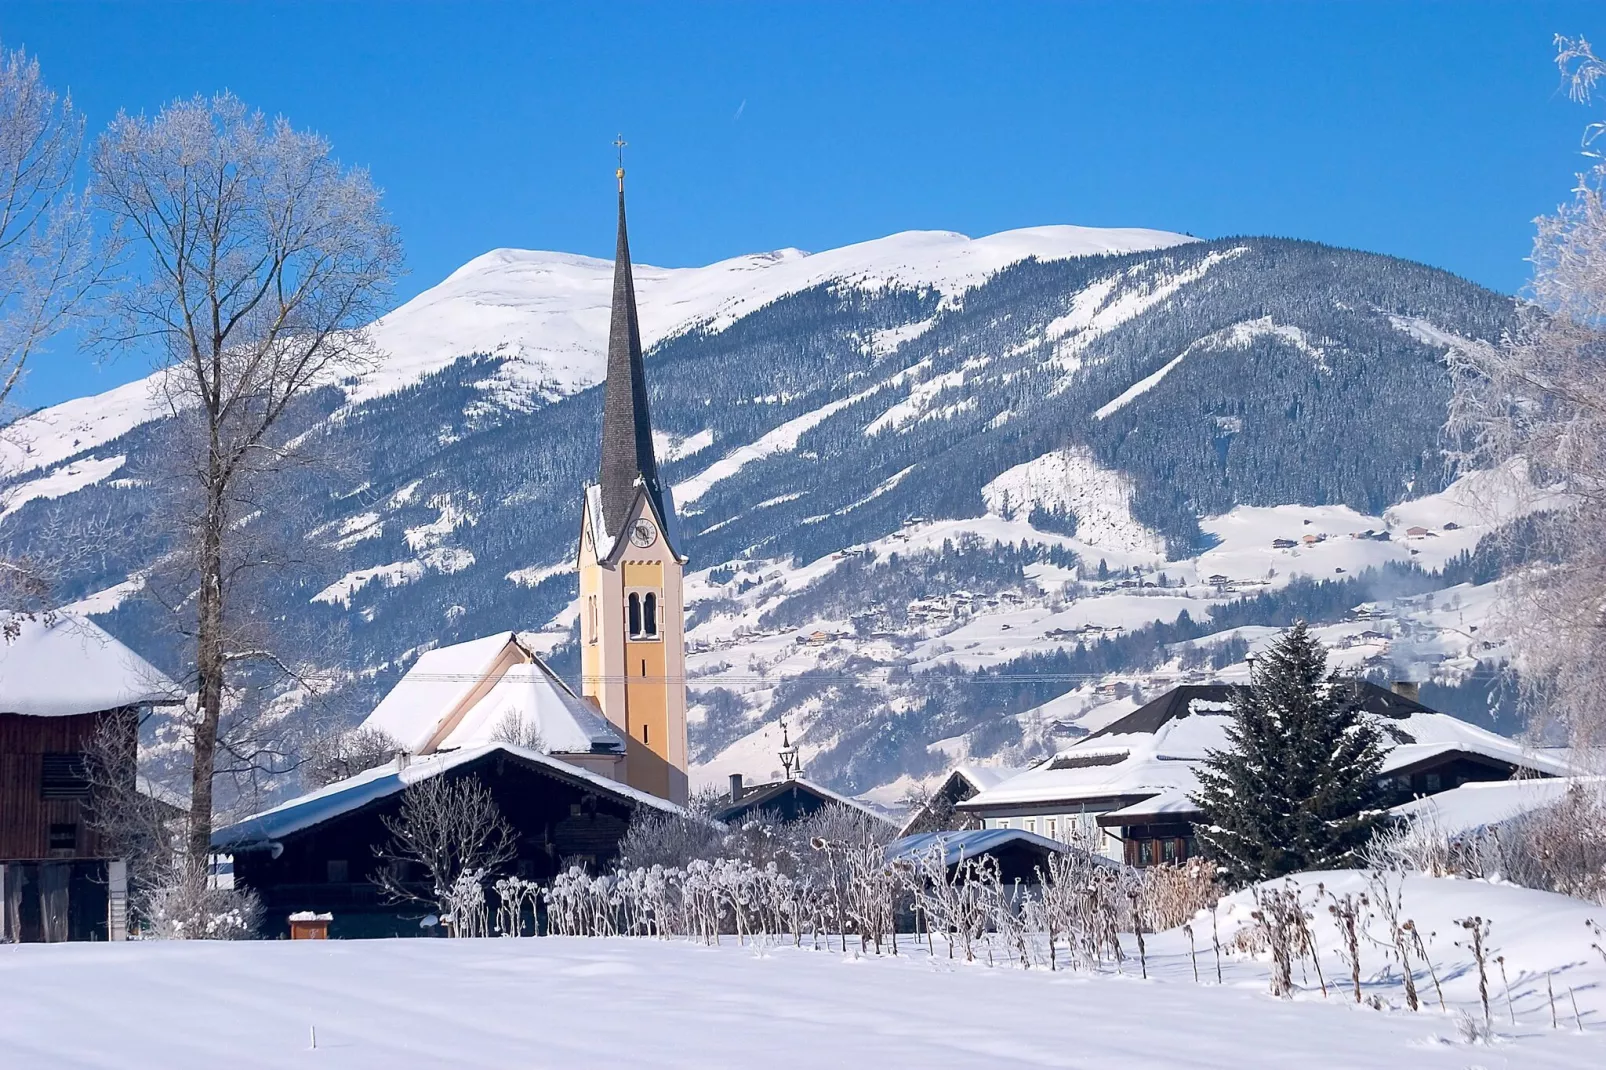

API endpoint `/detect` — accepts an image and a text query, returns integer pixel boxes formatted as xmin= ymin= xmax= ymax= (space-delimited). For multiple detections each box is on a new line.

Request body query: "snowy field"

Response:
xmin=2 ymin=874 xmax=1602 ymax=1069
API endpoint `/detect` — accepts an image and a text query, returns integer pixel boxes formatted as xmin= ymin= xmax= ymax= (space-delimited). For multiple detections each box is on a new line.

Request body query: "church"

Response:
xmin=355 ymin=159 xmax=689 ymax=805
xmin=211 ymin=166 xmax=694 ymax=932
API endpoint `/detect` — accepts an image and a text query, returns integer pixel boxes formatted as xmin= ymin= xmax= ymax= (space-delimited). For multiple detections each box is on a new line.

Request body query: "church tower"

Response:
xmin=577 ymin=151 xmax=689 ymax=804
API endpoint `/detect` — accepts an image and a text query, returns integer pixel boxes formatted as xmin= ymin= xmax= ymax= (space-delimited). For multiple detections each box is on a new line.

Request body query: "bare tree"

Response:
xmin=374 ymin=774 xmax=517 ymax=920
xmin=90 ymin=93 xmax=402 ymax=860
xmin=1448 ymin=36 xmax=1606 ymax=755
xmin=300 ymin=723 xmax=400 ymax=788
xmin=0 ymin=42 xmax=109 ymax=628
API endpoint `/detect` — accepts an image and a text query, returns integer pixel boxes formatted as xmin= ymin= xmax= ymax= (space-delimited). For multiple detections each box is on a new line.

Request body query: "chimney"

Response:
xmin=729 ymin=773 xmax=744 ymax=802
xmin=396 ymin=751 xmax=411 ymax=771
xmin=1391 ymin=681 xmax=1420 ymax=703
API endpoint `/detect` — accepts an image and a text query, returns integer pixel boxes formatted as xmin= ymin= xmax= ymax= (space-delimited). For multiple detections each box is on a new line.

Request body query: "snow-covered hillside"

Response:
xmin=1 ymin=873 xmax=1599 ymax=1068
xmin=0 ymin=224 xmax=1191 ymax=477
xmin=0 ymin=227 xmax=1523 ymax=802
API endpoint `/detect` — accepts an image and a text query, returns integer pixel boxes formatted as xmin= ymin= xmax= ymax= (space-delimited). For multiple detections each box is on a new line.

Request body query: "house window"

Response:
xmin=587 ymin=596 xmax=598 ymax=644
xmin=1046 ymin=818 xmax=1058 ymax=841
xmin=1162 ymin=838 xmax=1178 ymax=864
xmin=627 ymin=590 xmax=661 ymax=641
xmin=327 ymin=860 xmax=349 ymax=883
xmin=1138 ymin=840 xmax=1155 ymax=866
xmin=40 ymin=753 xmax=91 ymax=800
xmin=1424 ymin=772 xmax=1442 ymax=793
xmin=642 ymin=723 xmax=650 ymax=746
xmin=1025 ymin=818 xmax=1037 ymax=834
xmin=48 ymin=823 xmax=77 ymax=850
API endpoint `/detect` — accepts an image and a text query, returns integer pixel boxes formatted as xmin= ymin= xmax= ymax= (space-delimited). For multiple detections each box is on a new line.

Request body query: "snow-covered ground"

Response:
xmin=1 ymin=874 xmax=1599 ymax=1068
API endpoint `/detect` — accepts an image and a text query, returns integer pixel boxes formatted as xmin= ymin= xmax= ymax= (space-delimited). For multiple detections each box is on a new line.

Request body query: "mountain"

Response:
xmin=0 ymin=224 xmax=1522 ymax=803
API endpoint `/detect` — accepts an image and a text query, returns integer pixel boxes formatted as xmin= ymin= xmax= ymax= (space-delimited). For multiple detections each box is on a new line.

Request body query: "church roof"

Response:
xmin=598 ymin=184 xmax=672 ymax=542
xmin=360 ymin=631 xmax=624 ymax=756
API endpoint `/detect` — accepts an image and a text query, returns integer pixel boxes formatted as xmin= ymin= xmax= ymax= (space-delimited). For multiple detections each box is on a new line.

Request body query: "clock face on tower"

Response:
xmin=629 ymin=517 xmax=658 ymax=548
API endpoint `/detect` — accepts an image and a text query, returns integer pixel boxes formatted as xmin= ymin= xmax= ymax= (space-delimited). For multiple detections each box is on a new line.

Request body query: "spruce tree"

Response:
xmin=1191 ymin=622 xmax=1386 ymax=884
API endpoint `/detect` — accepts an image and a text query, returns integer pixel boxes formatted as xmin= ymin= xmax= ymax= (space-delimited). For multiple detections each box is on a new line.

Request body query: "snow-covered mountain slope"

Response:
xmin=0 ymin=225 xmax=1191 ymax=476
xmin=1 ymin=228 xmax=1524 ymax=801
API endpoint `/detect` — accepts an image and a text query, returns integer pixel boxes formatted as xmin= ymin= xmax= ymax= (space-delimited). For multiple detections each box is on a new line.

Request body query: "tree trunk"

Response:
xmin=187 ymin=450 xmax=226 ymax=865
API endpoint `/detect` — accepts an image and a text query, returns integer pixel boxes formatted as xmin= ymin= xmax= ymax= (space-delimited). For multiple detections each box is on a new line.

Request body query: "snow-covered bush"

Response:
xmin=1365 ymin=783 xmax=1606 ymax=905
xmin=142 ymin=861 xmax=262 ymax=940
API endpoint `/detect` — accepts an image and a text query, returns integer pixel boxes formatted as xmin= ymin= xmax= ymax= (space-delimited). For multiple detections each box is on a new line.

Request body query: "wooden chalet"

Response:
xmin=710 ymin=772 xmax=893 ymax=827
xmin=211 ymin=742 xmax=688 ymax=938
xmin=1 ymin=615 xmax=181 ymax=942
xmin=958 ymin=681 xmax=1572 ymax=868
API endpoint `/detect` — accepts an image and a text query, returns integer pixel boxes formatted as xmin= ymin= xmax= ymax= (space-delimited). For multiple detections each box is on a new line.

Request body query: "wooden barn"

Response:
xmin=0 ymin=615 xmax=182 ymax=942
xmin=211 ymin=742 xmax=688 ymax=938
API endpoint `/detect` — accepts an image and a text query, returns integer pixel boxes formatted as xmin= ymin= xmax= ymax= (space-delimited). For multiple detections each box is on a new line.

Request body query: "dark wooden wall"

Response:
xmin=0 ymin=709 xmax=133 ymax=861
xmin=233 ymin=751 xmax=646 ymax=938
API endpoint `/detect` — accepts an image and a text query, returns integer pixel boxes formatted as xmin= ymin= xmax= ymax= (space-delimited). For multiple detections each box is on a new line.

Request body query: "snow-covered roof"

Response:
xmin=0 ymin=613 xmax=182 ymax=717
xmin=584 ymin=482 xmax=617 ymax=559
xmin=1388 ymin=776 xmax=1605 ymax=838
xmin=213 ymin=742 xmax=686 ymax=849
xmin=961 ymin=682 xmax=1572 ymax=817
xmin=885 ymin=828 xmax=1095 ymax=870
xmin=360 ymin=631 xmax=623 ymax=756
xmin=953 ymin=764 xmax=1027 ymax=793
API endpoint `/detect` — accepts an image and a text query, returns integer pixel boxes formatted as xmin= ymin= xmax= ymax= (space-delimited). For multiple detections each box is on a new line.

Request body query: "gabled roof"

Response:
xmin=0 ymin=613 xmax=182 ymax=717
xmin=361 ymin=631 xmax=623 ymax=756
xmin=1083 ymin=680 xmax=1436 ymax=742
xmin=953 ymin=764 xmax=1026 ymax=793
xmin=896 ymin=764 xmax=1028 ymax=836
xmin=212 ymin=742 xmax=685 ymax=849
xmin=962 ymin=681 xmax=1570 ymax=817
xmin=711 ymin=777 xmax=894 ymax=826
xmin=885 ymin=829 xmax=1103 ymax=870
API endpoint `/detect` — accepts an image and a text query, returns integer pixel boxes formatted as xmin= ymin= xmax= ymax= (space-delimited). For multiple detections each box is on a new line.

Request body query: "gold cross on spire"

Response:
xmin=614 ymin=133 xmax=627 ymax=191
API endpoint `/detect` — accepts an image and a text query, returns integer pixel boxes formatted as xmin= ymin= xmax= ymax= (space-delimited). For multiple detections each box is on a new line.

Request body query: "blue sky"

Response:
xmin=4 ymin=1 xmax=1604 ymax=408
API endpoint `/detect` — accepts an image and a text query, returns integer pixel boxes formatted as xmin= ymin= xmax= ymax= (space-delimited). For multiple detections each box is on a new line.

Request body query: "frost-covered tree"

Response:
xmin=1448 ymin=35 xmax=1606 ymax=754
xmin=0 ymin=41 xmax=106 ymax=621
xmin=0 ymin=40 xmax=100 ymax=420
xmin=91 ymin=93 xmax=402 ymax=860
xmin=1191 ymin=623 xmax=1385 ymax=884
xmin=374 ymin=774 xmax=516 ymax=922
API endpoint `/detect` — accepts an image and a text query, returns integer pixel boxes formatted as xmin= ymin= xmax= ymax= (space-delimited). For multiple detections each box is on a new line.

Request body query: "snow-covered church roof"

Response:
xmin=961 ymin=681 xmax=1572 ymax=817
xmin=361 ymin=631 xmax=624 ymax=756
xmin=0 ymin=613 xmax=182 ymax=717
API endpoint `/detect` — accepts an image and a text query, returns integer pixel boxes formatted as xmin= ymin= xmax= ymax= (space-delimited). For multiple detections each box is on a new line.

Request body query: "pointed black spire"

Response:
xmin=599 ymin=181 xmax=668 ymax=539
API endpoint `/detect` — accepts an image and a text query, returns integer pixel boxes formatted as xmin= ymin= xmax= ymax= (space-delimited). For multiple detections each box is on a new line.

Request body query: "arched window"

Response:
xmin=643 ymin=592 xmax=658 ymax=637
xmin=627 ymin=593 xmax=642 ymax=637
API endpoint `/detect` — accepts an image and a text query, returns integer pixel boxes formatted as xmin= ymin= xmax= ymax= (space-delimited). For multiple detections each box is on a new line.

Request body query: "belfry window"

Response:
xmin=626 ymin=589 xmax=661 ymax=641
